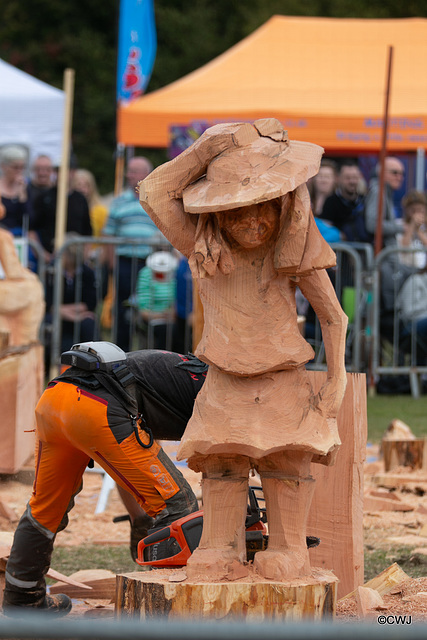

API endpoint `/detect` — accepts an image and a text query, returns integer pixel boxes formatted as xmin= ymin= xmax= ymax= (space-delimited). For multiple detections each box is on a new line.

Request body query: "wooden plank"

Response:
xmin=363 ymin=495 xmax=414 ymax=512
xmin=371 ymin=473 xmax=427 ymax=489
xmin=46 ymin=568 xmax=93 ymax=590
xmin=116 ymin=568 xmax=338 ymax=620
xmin=49 ymin=569 xmax=116 ymax=601
xmin=308 ymin=371 xmax=367 ymax=600
xmin=368 ymin=488 xmax=401 ymax=500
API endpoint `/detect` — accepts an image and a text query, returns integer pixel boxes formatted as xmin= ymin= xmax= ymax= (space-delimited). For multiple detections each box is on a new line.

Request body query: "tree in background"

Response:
xmin=1 ymin=0 xmax=427 ymax=194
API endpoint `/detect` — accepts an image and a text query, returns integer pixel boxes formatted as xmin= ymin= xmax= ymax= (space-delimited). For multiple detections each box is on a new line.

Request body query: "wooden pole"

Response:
xmin=54 ymin=68 xmax=75 ymax=252
xmin=374 ymin=46 xmax=393 ymax=256
xmin=114 ymin=143 xmax=125 ymax=196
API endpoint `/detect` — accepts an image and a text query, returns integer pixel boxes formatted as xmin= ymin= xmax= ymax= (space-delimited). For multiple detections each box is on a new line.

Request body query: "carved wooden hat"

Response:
xmin=183 ymin=118 xmax=324 ymax=214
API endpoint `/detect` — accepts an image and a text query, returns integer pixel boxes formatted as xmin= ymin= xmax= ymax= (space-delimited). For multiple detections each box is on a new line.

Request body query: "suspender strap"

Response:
xmin=111 ymin=363 xmax=135 ymax=387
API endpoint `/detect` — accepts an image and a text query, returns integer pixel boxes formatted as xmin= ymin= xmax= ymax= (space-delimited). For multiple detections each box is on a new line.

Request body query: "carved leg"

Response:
xmin=254 ymin=452 xmax=315 ymax=581
xmin=186 ymin=455 xmax=250 ymax=579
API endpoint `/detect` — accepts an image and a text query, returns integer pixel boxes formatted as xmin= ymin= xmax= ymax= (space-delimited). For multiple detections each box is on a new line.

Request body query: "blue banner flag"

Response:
xmin=117 ymin=0 xmax=157 ymax=104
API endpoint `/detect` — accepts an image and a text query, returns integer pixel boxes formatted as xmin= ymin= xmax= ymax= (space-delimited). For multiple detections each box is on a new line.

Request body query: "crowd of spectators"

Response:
xmin=1 ymin=141 xmax=427 ymax=390
xmin=0 ymin=144 xmax=193 ymax=370
xmin=306 ymin=153 xmax=427 ymax=392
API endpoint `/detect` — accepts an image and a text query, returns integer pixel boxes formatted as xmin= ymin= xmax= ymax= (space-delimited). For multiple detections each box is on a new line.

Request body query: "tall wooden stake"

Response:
xmin=54 ymin=68 xmax=75 ymax=252
xmin=50 ymin=68 xmax=75 ymax=380
xmin=114 ymin=143 xmax=126 ymax=196
xmin=374 ymin=46 xmax=393 ymax=256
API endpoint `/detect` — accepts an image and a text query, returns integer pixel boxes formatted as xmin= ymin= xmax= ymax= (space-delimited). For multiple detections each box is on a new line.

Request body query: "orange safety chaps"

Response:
xmin=31 ymin=380 xmax=184 ymax=531
xmin=4 ymin=380 xmax=197 ymax=608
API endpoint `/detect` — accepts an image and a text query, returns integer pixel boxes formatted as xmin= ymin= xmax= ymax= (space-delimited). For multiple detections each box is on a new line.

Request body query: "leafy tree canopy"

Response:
xmin=1 ymin=0 xmax=426 ymax=193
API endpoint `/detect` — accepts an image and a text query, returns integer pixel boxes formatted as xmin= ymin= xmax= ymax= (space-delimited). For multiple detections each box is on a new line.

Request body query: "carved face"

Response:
xmin=218 ymin=201 xmax=280 ymax=249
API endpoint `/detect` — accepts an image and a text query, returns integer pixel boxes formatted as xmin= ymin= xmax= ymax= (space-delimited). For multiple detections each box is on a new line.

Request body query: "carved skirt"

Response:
xmin=176 ymin=364 xmax=341 ymax=465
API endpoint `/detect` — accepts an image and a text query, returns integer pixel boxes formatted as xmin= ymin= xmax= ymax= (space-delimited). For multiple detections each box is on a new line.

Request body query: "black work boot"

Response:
xmin=2 ymin=592 xmax=72 ymax=617
xmin=38 ymin=594 xmax=72 ymax=615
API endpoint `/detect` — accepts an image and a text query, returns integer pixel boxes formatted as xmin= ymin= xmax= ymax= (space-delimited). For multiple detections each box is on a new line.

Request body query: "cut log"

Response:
xmin=382 ymin=439 xmax=426 ymax=472
xmin=363 ymin=495 xmax=414 ymax=512
xmin=340 ymin=562 xmax=410 ymax=600
xmin=49 ymin=569 xmax=116 ymax=601
xmin=116 ymin=567 xmax=338 ymax=620
xmin=355 ymin=586 xmax=385 ymax=617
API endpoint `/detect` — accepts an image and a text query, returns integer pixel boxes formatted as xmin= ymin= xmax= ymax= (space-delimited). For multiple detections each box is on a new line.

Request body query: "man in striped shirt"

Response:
xmin=103 ymin=157 xmax=164 ymax=351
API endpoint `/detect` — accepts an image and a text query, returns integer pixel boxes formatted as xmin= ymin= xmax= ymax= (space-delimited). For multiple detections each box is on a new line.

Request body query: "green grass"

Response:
xmin=48 ymin=543 xmax=427 ymax=585
xmin=47 ymin=545 xmax=137 ymax=584
xmin=367 ymin=393 xmax=427 ymax=443
xmin=364 ymin=546 xmax=427 ymax=581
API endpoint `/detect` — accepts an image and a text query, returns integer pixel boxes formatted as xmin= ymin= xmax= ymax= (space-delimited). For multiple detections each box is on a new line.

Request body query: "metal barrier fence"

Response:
xmin=372 ymin=245 xmax=427 ymax=397
xmin=46 ymin=234 xmax=184 ymax=375
xmin=12 ymin=236 xmax=47 ymax=290
xmin=0 ymin=615 xmax=426 ymax=640
xmin=305 ymin=242 xmax=374 ymax=374
xmin=16 ymin=235 xmax=427 ymax=397
xmin=13 ymin=236 xmax=375 ymax=380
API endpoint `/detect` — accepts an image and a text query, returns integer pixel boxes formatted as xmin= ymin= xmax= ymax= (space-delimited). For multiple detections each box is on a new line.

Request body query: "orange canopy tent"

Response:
xmin=117 ymin=15 xmax=427 ymax=154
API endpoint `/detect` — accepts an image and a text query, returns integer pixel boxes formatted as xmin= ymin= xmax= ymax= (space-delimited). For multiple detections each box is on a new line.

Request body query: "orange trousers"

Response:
xmin=31 ymin=380 xmax=183 ymax=533
xmin=4 ymin=377 xmax=198 ymax=607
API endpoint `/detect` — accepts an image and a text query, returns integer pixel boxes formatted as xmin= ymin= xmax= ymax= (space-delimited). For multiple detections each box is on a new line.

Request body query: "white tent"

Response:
xmin=0 ymin=58 xmax=64 ymax=165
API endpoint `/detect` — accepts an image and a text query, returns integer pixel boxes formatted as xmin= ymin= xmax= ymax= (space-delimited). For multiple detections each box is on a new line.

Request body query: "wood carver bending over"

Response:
xmin=139 ymin=118 xmax=348 ymax=582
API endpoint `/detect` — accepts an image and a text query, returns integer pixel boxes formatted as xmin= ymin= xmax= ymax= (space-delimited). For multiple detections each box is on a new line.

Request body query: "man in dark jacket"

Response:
xmin=320 ymin=160 xmax=371 ymax=243
xmin=29 ymin=156 xmax=92 ymax=263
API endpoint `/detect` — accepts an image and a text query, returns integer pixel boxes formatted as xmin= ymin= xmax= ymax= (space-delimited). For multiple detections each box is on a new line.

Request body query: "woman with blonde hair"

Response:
xmin=0 ymin=144 xmax=30 ymax=236
xmin=72 ymin=168 xmax=107 ymax=237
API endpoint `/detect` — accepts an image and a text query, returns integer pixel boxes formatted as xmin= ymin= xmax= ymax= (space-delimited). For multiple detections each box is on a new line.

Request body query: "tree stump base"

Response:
xmin=116 ymin=567 xmax=338 ymax=620
xmin=382 ymin=438 xmax=426 ymax=472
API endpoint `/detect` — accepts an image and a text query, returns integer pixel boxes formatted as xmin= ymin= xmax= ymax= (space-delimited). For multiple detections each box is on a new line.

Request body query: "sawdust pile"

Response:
xmin=2 ymin=437 xmax=427 ymax=621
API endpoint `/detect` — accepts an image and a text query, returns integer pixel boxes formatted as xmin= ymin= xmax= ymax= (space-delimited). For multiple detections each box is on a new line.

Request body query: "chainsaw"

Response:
xmin=135 ymin=486 xmax=320 ymax=568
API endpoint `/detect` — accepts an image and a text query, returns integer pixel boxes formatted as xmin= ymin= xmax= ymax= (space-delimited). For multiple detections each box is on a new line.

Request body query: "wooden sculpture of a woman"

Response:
xmin=0 ymin=194 xmax=44 ymax=346
xmin=139 ymin=118 xmax=347 ymax=582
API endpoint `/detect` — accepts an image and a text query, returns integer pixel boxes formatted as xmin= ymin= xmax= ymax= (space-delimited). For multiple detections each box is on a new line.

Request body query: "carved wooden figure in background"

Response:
xmin=0 ymin=196 xmax=45 ymax=347
xmin=139 ymin=119 xmax=348 ymax=582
